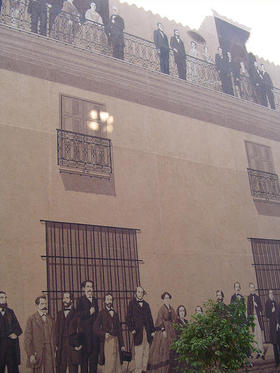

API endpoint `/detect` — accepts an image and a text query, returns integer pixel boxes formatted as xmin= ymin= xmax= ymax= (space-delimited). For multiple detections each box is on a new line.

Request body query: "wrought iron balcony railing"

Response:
xmin=57 ymin=129 xmax=112 ymax=178
xmin=247 ymin=168 xmax=280 ymax=201
xmin=1 ymin=0 xmax=280 ymax=111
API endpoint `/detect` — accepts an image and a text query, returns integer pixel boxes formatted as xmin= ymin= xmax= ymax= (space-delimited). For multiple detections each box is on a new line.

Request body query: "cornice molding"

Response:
xmin=0 ymin=25 xmax=279 ymax=141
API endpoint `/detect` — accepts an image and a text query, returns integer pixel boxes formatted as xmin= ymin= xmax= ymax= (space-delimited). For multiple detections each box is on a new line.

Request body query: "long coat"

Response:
xmin=24 ymin=312 xmax=55 ymax=369
xmin=0 ymin=307 xmax=22 ymax=366
xmin=265 ymin=298 xmax=280 ymax=344
xmin=93 ymin=308 xmax=124 ymax=365
xmin=170 ymin=36 xmax=186 ymax=64
xmin=76 ymin=295 xmax=99 ymax=356
xmin=55 ymin=307 xmax=77 ymax=365
xmin=247 ymin=293 xmax=264 ymax=331
xmin=126 ymin=298 xmax=155 ymax=346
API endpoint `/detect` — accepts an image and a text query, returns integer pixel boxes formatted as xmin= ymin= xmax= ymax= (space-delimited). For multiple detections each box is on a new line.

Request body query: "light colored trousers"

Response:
xmin=134 ymin=330 xmax=149 ymax=373
xmin=102 ymin=336 xmax=122 ymax=373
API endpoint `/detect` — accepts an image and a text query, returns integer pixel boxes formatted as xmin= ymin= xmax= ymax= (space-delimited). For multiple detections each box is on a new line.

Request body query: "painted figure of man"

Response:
xmin=76 ymin=280 xmax=99 ymax=373
xmin=230 ymin=281 xmax=245 ymax=304
xmin=24 ymin=295 xmax=55 ymax=373
xmin=56 ymin=292 xmax=78 ymax=373
xmin=154 ymin=22 xmax=170 ymax=75
xmin=107 ymin=6 xmax=125 ymax=60
xmin=215 ymin=46 xmax=234 ymax=95
xmin=170 ymin=29 xmax=186 ymax=80
xmin=216 ymin=290 xmax=225 ymax=303
xmin=0 ymin=291 xmax=22 ymax=373
xmin=261 ymin=64 xmax=276 ymax=110
xmin=27 ymin=0 xmax=48 ymax=35
xmin=94 ymin=293 xmax=125 ymax=373
xmin=126 ymin=286 xmax=155 ymax=373
xmin=265 ymin=290 xmax=280 ymax=367
xmin=247 ymin=283 xmax=265 ymax=359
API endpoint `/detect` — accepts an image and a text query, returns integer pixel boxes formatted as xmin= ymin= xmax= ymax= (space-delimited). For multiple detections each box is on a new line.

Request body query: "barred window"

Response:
xmin=42 ymin=220 xmax=141 ymax=348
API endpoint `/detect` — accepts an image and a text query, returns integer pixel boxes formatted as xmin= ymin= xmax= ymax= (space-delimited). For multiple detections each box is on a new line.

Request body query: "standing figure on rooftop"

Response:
xmin=0 ymin=291 xmax=22 ymax=373
xmin=261 ymin=64 xmax=276 ymax=110
xmin=107 ymin=6 xmax=125 ymax=60
xmin=154 ymin=22 xmax=170 ymax=75
xmin=170 ymin=29 xmax=186 ymax=80
xmin=215 ymin=47 xmax=234 ymax=95
xmin=147 ymin=291 xmax=176 ymax=373
xmin=28 ymin=0 xmax=48 ymax=36
xmin=50 ymin=0 xmax=80 ymax=44
xmin=24 ymin=295 xmax=56 ymax=373
xmin=85 ymin=2 xmax=103 ymax=25
xmin=189 ymin=40 xmax=200 ymax=80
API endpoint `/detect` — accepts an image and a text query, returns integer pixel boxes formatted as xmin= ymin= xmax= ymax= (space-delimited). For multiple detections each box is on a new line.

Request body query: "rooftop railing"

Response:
xmin=1 ymin=0 xmax=279 ymax=111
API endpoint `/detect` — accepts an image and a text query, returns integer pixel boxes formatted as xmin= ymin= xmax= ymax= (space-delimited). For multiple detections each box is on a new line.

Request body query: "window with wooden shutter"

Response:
xmin=61 ymin=95 xmax=107 ymax=137
xmin=245 ymin=141 xmax=275 ymax=173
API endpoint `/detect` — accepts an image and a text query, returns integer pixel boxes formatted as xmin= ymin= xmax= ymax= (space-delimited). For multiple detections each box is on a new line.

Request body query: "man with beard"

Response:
xmin=0 ymin=291 xmax=22 ymax=373
xmin=265 ymin=290 xmax=280 ymax=367
xmin=126 ymin=286 xmax=155 ymax=373
xmin=24 ymin=295 xmax=55 ymax=373
xmin=76 ymin=280 xmax=99 ymax=373
xmin=247 ymin=283 xmax=265 ymax=359
xmin=216 ymin=290 xmax=225 ymax=303
xmin=170 ymin=29 xmax=186 ymax=80
xmin=230 ymin=281 xmax=245 ymax=304
xmin=94 ymin=293 xmax=125 ymax=373
xmin=55 ymin=292 xmax=78 ymax=373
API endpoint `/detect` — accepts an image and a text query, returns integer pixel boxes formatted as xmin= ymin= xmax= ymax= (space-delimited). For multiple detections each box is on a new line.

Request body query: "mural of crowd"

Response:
xmin=1 ymin=280 xmax=280 ymax=373
xmin=0 ymin=0 xmax=276 ymax=110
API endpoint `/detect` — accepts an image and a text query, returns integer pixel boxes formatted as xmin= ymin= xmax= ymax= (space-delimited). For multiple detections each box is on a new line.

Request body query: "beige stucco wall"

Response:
xmin=1 ymin=68 xmax=280 ymax=370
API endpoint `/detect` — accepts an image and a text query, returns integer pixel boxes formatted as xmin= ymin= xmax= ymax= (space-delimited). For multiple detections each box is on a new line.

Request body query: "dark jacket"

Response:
xmin=265 ymin=298 xmax=280 ymax=344
xmin=170 ymin=36 xmax=186 ymax=64
xmin=0 ymin=308 xmax=22 ymax=365
xmin=247 ymin=293 xmax=264 ymax=331
xmin=262 ymin=71 xmax=274 ymax=90
xmin=154 ymin=29 xmax=169 ymax=51
xmin=126 ymin=298 xmax=155 ymax=346
xmin=108 ymin=14 xmax=125 ymax=45
xmin=93 ymin=308 xmax=124 ymax=365
xmin=76 ymin=295 xmax=99 ymax=355
xmin=55 ymin=307 xmax=77 ymax=365
xmin=230 ymin=293 xmax=245 ymax=305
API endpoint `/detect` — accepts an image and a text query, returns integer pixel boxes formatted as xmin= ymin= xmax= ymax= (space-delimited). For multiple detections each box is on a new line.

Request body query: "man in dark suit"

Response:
xmin=27 ymin=0 xmax=48 ymax=35
xmin=107 ymin=6 xmax=125 ymax=60
xmin=94 ymin=293 xmax=125 ymax=373
xmin=265 ymin=290 xmax=280 ymax=367
xmin=24 ymin=295 xmax=56 ymax=373
xmin=170 ymin=29 xmax=186 ymax=80
xmin=261 ymin=64 xmax=276 ymax=110
xmin=55 ymin=292 xmax=78 ymax=373
xmin=230 ymin=281 xmax=245 ymax=304
xmin=154 ymin=22 xmax=170 ymax=75
xmin=0 ymin=291 xmax=22 ymax=373
xmin=247 ymin=283 xmax=264 ymax=359
xmin=215 ymin=46 xmax=233 ymax=96
xmin=76 ymin=280 xmax=99 ymax=373
xmin=126 ymin=286 xmax=155 ymax=373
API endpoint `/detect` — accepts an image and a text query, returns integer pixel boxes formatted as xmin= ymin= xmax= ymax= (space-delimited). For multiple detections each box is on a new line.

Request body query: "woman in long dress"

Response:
xmin=50 ymin=0 xmax=80 ymax=43
xmin=79 ymin=2 xmax=104 ymax=50
xmin=147 ymin=292 xmax=176 ymax=373
xmin=168 ymin=305 xmax=188 ymax=373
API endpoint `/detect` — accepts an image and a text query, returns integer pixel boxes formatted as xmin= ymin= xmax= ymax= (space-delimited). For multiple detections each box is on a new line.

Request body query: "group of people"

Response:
xmin=215 ymin=47 xmax=276 ymax=109
xmin=2 ymin=279 xmax=280 ymax=373
xmin=0 ymin=0 xmax=277 ymax=108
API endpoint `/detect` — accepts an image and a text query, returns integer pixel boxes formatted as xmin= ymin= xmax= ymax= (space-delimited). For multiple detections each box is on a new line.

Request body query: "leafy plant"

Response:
xmin=171 ymin=299 xmax=257 ymax=373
